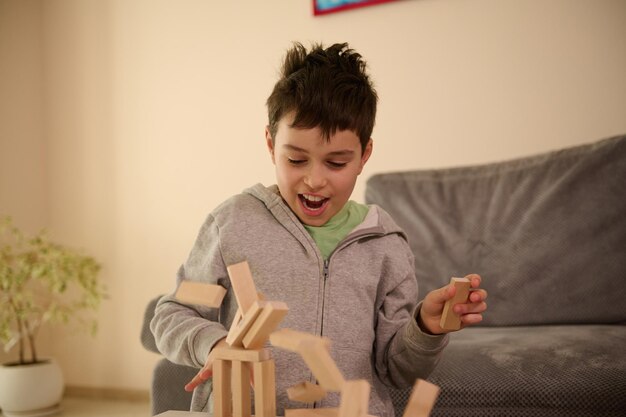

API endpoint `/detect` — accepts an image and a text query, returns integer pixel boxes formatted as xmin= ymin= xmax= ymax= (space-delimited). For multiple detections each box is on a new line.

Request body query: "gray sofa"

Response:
xmin=365 ymin=135 xmax=626 ymax=417
xmin=141 ymin=135 xmax=626 ymax=416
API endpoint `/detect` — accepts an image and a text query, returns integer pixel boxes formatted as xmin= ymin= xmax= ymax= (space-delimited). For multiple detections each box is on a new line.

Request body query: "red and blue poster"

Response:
xmin=313 ymin=0 xmax=401 ymax=16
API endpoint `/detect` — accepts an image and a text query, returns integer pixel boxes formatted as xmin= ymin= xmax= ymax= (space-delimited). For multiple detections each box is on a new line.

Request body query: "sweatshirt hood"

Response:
xmin=243 ymin=183 xmax=407 ymax=241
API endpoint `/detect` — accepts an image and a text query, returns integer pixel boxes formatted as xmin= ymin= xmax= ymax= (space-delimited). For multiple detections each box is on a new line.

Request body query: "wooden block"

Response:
xmin=253 ymin=359 xmax=276 ymax=417
xmin=285 ymin=409 xmax=374 ymax=417
xmin=287 ymin=381 xmax=327 ymax=403
xmin=285 ymin=408 xmax=339 ymax=417
xmin=213 ymin=359 xmax=232 ymax=417
xmin=402 ymin=379 xmax=440 ymax=417
xmin=227 ymin=261 xmax=259 ymax=314
xmin=269 ymin=328 xmax=331 ymax=352
xmin=212 ymin=346 xmax=271 ymax=363
xmin=439 ymin=277 xmax=471 ymax=331
xmin=338 ymin=379 xmax=370 ymax=417
xmin=243 ymin=301 xmax=289 ymax=349
xmin=175 ymin=281 xmax=226 ymax=308
xmin=270 ymin=329 xmax=341 ymax=391
xmin=226 ymin=300 xmax=266 ymax=347
xmin=232 ymin=360 xmax=252 ymax=417
xmin=299 ymin=341 xmax=345 ymax=392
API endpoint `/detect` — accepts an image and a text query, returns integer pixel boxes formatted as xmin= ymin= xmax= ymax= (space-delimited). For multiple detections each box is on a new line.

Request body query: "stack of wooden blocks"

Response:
xmin=159 ymin=261 xmax=441 ymax=417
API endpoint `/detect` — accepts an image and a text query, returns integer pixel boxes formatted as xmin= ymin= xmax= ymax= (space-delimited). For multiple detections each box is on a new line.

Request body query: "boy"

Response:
xmin=151 ymin=42 xmax=487 ymax=417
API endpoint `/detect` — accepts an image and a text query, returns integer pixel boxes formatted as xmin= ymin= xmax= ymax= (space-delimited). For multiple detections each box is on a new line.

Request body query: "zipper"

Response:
xmin=319 ymin=258 xmax=329 ymax=338
xmin=314 ymin=258 xmax=330 ymax=410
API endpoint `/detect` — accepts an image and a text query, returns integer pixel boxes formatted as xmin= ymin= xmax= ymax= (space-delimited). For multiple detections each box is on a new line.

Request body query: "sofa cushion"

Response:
xmin=388 ymin=325 xmax=626 ymax=417
xmin=365 ymin=135 xmax=626 ymax=326
xmin=152 ymin=358 xmax=196 ymax=416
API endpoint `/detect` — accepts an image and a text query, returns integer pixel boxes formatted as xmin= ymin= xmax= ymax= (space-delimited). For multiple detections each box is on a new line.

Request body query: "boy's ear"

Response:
xmin=265 ymin=126 xmax=275 ymax=163
xmin=358 ymin=139 xmax=373 ymax=174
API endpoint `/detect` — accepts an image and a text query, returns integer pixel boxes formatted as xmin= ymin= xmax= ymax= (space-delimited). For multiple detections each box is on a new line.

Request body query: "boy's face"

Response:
xmin=266 ymin=114 xmax=372 ymax=227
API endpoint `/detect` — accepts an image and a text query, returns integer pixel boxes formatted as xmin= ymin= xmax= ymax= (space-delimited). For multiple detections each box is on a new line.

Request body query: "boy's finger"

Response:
xmin=184 ymin=367 xmax=213 ymax=392
xmin=184 ymin=375 xmax=202 ymax=392
xmin=469 ymin=289 xmax=488 ymax=302
xmin=200 ymin=367 xmax=213 ymax=379
xmin=461 ymin=313 xmax=484 ymax=325
xmin=455 ymin=300 xmax=488 ymax=315
xmin=465 ymin=274 xmax=482 ymax=288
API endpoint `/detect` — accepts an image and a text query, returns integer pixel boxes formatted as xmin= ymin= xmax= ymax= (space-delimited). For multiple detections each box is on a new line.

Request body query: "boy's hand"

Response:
xmin=418 ymin=274 xmax=488 ymax=335
xmin=184 ymin=337 xmax=256 ymax=392
xmin=184 ymin=337 xmax=228 ymax=392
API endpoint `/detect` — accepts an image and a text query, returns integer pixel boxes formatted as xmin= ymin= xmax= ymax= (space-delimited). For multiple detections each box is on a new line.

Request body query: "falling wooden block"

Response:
xmin=299 ymin=341 xmax=345 ymax=392
xmin=402 ymin=379 xmax=440 ymax=417
xmin=232 ymin=360 xmax=252 ymax=417
xmin=175 ymin=281 xmax=226 ymax=308
xmin=253 ymin=359 xmax=276 ymax=417
xmin=287 ymin=381 xmax=327 ymax=403
xmin=270 ymin=328 xmax=331 ymax=352
xmin=213 ymin=359 xmax=232 ymax=417
xmin=338 ymin=379 xmax=370 ymax=417
xmin=270 ymin=329 xmax=343 ymax=392
xmin=226 ymin=300 xmax=266 ymax=347
xmin=439 ymin=277 xmax=471 ymax=331
xmin=243 ymin=301 xmax=289 ymax=349
xmin=212 ymin=346 xmax=271 ymax=363
xmin=227 ymin=261 xmax=259 ymax=315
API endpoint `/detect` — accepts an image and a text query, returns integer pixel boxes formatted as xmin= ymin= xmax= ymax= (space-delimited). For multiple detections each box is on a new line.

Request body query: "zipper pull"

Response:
xmin=323 ymin=259 xmax=329 ymax=280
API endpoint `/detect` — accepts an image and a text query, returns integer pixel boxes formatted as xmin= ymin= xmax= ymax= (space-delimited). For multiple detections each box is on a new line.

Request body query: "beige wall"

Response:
xmin=0 ymin=0 xmax=46 ymax=235
xmin=0 ymin=0 xmax=50 ymax=365
xmin=1 ymin=0 xmax=625 ymax=392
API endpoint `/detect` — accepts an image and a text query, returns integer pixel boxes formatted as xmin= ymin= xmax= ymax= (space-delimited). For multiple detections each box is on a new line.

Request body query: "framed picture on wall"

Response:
xmin=313 ymin=0 xmax=400 ymax=16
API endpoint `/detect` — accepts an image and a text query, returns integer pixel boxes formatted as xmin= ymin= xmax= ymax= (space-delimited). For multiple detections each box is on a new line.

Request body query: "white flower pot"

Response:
xmin=0 ymin=359 xmax=64 ymax=417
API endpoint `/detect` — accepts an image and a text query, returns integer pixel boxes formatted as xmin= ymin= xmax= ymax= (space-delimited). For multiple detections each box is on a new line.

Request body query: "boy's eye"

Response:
xmin=327 ymin=161 xmax=347 ymax=168
xmin=288 ymin=158 xmax=306 ymax=165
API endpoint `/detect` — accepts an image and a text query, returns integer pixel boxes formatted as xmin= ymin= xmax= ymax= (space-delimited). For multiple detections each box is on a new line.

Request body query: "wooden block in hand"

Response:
xmin=175 ymin=281 xmax=226 ymax=308
xmin=439 ymin=277 xmax=471 ymax=331
xmin=402 ymin=379 xmax=440 ymax=417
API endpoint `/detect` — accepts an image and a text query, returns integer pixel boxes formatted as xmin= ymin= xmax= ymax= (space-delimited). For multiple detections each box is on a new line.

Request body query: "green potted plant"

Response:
xmin=0 ymin=216 xmax=106 ymax=417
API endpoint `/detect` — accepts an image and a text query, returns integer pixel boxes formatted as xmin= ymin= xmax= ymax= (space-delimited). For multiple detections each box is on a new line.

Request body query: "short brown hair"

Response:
xmin=266 ymin=42 xmax=378 ymax=152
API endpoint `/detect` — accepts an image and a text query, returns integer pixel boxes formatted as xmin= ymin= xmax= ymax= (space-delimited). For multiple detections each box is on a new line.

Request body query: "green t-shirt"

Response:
xmin=303 ymin=200 xmax=369 ymax=260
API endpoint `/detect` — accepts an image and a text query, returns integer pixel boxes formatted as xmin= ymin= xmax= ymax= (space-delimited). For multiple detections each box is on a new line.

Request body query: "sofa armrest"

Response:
xmin=141 ymin=295 xmax=161 ymax=354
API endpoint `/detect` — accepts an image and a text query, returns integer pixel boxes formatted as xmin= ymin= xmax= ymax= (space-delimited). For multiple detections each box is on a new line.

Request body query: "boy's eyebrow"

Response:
xmin=283 ymin=144 xmax=355 ymax=157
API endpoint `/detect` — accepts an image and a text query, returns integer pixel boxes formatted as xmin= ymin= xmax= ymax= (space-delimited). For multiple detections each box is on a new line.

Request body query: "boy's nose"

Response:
xmin=304 ymin=166 xmax=327 ymax=190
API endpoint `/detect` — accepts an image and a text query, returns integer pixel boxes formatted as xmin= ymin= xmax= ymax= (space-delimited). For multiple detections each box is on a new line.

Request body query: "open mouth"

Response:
xmin=299 ymin=194 xmax=329 ymax=212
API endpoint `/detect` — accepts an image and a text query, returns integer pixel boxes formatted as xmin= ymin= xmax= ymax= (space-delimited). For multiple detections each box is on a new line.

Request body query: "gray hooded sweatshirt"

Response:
xmin=151 ymin=184 xmax=448 ymax=417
